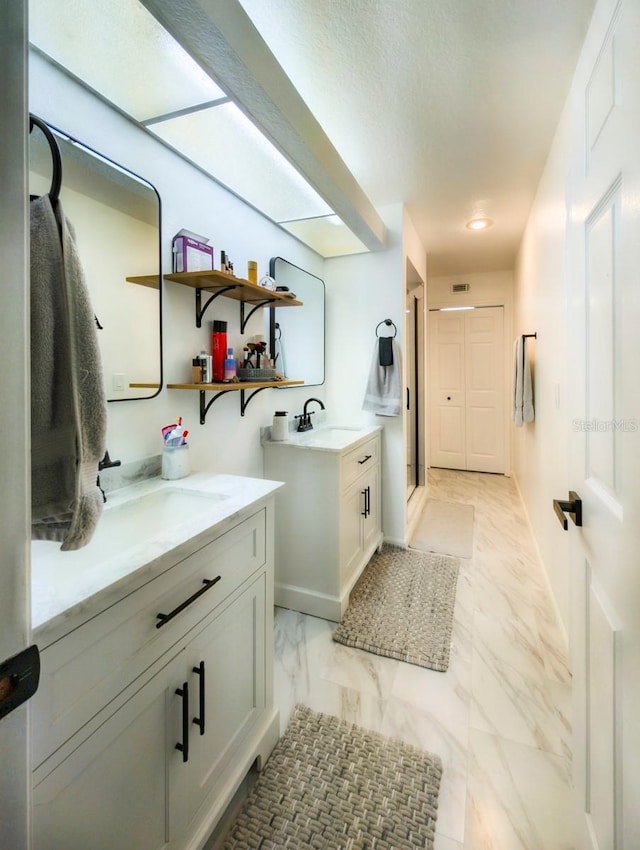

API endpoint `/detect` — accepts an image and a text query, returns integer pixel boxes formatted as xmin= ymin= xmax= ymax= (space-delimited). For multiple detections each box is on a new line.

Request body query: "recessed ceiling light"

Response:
xmin=466 ymin=217 xmax=493 ymax=231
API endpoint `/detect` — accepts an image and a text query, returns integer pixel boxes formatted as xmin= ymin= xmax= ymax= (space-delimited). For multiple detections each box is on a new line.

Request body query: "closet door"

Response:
xmin=428 ymin=311 xmax=466 ymax=470
xmin=465 ymin=307 xmax=505 ymax=472
xmin=429 ymin=307 xmax=505 ymax=473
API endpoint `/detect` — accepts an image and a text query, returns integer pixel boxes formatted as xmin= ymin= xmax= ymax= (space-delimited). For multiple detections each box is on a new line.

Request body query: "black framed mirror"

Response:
xmin=268 ymin=257 xmax=325 ymax=386
xmin=29 ymin=122 xmax=162 ymax=401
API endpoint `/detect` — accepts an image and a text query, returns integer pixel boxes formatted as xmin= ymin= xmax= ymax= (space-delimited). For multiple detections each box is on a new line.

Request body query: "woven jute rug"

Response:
xmin=409 ymin=499 xmax=475 ymax=559
xmin=333 ymin=545 xmax=460 ymax=672
xmin=222 ymin=704 xmax=442 ymax=849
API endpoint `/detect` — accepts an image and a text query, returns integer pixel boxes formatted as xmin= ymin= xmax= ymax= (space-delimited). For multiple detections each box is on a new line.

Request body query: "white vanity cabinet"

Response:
xmin=263 ymin=427 xmax=383 ymax=622
xmin=31 ymin=482 xmax=280 ymax=850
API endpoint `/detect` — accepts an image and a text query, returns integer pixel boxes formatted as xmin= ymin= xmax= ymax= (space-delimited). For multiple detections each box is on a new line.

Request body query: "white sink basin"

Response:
xmin=289 ymin=424 xmax=376 ymax=450
xmin=32 ymin=487 xmax=228 ymax=566
xmin=100 ymin=488 xmax=228 ymax=546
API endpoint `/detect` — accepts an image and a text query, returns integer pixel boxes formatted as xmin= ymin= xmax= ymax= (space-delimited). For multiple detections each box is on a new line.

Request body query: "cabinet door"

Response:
xmin=33 ymin=652 xmax=186 ymax=850
xmin=182 ymin=574 xmax=266 ymax=834
xmin=361 ymin=464 xmax=381 ymax=554
xmin=340 ymin=478 xmax=365 ymax=587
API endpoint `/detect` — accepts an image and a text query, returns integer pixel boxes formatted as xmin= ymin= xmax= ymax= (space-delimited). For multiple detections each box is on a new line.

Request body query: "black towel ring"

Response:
xmin=376 ymin=318 xmax=397 ymax=338
xmin=29 ymin=114 xmax=62 ymax=205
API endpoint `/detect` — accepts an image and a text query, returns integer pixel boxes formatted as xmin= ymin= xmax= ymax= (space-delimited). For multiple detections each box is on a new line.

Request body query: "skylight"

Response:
xmin=28 ymin=0 xmax=369 ymax=257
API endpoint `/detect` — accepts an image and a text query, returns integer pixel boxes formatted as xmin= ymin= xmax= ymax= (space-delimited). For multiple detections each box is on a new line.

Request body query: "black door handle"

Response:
xmin=553 ymin=491 xmax=582 ymax=530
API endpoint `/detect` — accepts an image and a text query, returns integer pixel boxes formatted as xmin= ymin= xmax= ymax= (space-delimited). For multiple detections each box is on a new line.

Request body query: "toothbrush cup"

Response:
xmin=161 ymin=444 xmax=190 ymax=480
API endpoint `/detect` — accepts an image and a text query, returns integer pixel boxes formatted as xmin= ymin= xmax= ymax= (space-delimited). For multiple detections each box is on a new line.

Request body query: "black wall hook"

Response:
xmin=29 ymin=114 xmax=62 ymax=204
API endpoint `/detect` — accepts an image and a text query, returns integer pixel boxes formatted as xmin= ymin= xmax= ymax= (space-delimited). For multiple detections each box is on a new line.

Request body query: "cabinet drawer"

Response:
xmin=341 ymin=435 xmax=379 ymax=490
xmin=32 ymin=509 xmax=266 ymax=769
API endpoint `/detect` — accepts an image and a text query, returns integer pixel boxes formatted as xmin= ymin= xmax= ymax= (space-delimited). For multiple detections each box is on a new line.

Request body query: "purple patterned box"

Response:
xmin=172 ymin=233 xmax=213 ymax=273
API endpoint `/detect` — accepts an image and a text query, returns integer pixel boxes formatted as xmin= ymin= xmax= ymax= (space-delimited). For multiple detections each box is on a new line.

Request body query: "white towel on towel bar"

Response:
xmin=362 ymin=338 xmax=402 ymax=416
xmin=512 ymin=336 xmax=534 ymax=426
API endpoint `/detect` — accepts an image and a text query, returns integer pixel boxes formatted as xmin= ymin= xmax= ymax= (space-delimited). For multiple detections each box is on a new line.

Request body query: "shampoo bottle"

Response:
xmin=211 ymin=320 xmax=227 ymax=382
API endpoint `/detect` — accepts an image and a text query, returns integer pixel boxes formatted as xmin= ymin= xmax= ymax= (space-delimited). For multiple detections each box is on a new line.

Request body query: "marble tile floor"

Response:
xmin=273 ymin=468 xmax=573 ymax=850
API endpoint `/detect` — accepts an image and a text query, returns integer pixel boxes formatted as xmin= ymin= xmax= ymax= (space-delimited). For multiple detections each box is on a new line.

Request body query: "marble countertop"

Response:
xmin=32 ymin=473 xmax=283 ymax=644
xmin=263 ymin=424 xmax=382 ymax=453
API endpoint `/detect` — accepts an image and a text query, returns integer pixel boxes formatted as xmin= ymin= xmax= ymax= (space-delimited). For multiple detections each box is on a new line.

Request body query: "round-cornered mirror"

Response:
xmin=29 ymin=124 xmax=162 ymax=401
xmin=268 ymin=257 xmax=325 ymax=386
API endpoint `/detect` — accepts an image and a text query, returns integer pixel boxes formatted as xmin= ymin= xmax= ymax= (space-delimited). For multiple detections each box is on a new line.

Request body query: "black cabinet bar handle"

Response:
xmin=358 ymin=454 xmax=372 ymax=465
xmin=175 ymin=682 xmax=189 ymax=763
xmin=361 ymin=486 xmax=371 ymax=518
xmin=192 ymin=661 xmax=205 ymax=736
xmin=156 ymin=576 xmax=222 ymax=629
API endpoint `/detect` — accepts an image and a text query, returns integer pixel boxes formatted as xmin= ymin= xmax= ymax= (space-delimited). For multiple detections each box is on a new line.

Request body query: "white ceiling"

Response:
xmin=236 ymin=0 xmax=596 ymax=275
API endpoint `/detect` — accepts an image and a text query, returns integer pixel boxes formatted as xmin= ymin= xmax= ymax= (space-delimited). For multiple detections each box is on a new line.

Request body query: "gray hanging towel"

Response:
xmin=512 ymin=336 xmax=534 ymax=426
xmin=362 ymin=338 xmax=402 ymax=416
xmin=31 ymin=195 xmax=107 ymax=550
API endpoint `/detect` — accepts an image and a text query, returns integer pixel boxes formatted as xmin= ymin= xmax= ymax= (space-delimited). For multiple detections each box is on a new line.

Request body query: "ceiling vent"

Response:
xmin=451 ymin=282 xmax=470 ymax=293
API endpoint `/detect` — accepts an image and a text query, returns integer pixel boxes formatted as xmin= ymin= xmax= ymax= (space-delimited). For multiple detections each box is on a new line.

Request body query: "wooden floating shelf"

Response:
xmin=164 ymin=270 xmax=303 ymax=307
xmin=167 ymin=380 xmax=303 ymax=392
xmin=167 ymin=379 xmax=304 ymax=423
xmin=125 ymin=274 xmax=160 ymax=289
xmin=129 ymin=382 xmax=161 ymax=388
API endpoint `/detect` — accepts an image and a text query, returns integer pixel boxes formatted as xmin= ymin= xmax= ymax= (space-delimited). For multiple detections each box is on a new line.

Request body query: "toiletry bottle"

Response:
xmin=224 ymin=347 xmax=236 ymax=380
xmin=211 ymin=320 xmax=227 ymax=382
xmin=220 ymin=250 xmax=227 ymax=273
xmin=200 ymin=349 xmax=212 ymax=383
xmin=247 ymin=260 xmax=258 ymax=284
xmin=192 ymin=356 xmax=204 ymax=383
xmin=272 ymin=411 xmax=288 ymax=441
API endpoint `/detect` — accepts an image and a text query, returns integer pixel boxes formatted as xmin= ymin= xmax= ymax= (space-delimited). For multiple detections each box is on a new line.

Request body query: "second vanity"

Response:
xmin=30 ymin=473 xmax=282 ymax=850
xmin=263 ymin=425 xmax=383 ymax=622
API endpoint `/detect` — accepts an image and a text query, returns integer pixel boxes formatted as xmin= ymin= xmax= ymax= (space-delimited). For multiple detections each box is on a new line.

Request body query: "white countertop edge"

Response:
xmin=32 ymin=473 xmax=284 ymax=644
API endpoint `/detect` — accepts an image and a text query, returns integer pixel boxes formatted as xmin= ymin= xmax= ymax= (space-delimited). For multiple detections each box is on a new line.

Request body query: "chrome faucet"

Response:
xmin=295 ymin=397 xmax=325 ymax=432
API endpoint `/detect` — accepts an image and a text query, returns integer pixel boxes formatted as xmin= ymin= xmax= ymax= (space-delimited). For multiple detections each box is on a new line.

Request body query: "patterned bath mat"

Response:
xmin=222 ymin=704 xmax=442 ymax=849
xmin=333 ymin=545 xmax=460 ymax=671
xmin=409 ymin=499 xmax=475 ymax=559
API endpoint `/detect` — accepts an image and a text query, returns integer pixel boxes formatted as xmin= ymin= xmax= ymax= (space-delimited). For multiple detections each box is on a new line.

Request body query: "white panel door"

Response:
xmin=465 ymin=307 xmax=505 ymax=472
xmin=429 ymin=307 xmax=505 ymax=473
xmin=566 ymin=1 xmax=640 ymax=847
xmin=429 ymin=312 xmax=466 ymax=469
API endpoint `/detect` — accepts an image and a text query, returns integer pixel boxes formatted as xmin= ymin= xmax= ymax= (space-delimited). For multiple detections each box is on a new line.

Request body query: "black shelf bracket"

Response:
xmin=198 ymin=385 xmax=274 ymax=422
xmin=195 ymin=286 xmax=237 ymax=328
xmin=240 ymin=386 xmax=271 ymax=416
xmin=240 ymin=298 xmax=277 ymax=333
xmin=199 ymin=389 xmax=229 ymax=424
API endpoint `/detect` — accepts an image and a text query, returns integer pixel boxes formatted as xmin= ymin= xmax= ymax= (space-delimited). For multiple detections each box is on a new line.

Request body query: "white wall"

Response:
xmin=324 ymin=204 xmax=407 ymax=543
xmin=30 ymin=54 xmax=426 ymax=545
xmin=512 ymin=97 xmax=573 ymax=631
xmin=30 ymin=52 xmax=325 ymax=478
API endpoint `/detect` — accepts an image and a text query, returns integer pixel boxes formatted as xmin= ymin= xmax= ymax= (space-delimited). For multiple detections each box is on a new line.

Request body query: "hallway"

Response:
xmin=274 ymin=469 xmax=572 ymax=850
